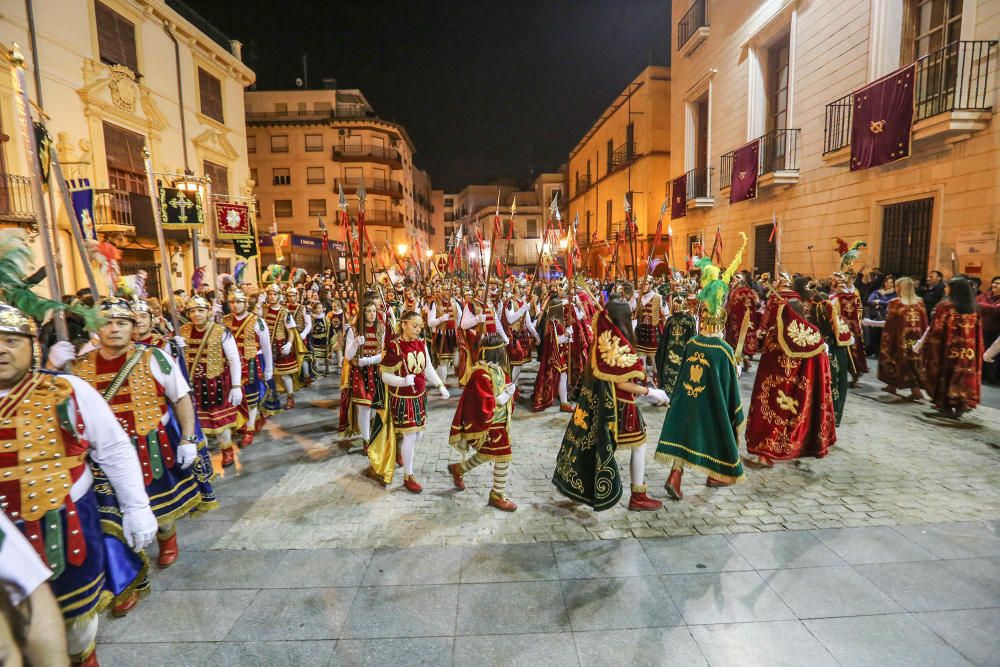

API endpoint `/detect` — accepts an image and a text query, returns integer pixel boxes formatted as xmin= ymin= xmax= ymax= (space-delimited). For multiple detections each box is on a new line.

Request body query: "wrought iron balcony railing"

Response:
xmin=575 ymin=174 xmax=592 ymax=195
xmin=93 ymin=188 xmax=134 ymax=230
xmin=720 ymin=129 xmax=800 ymax=189
xmin=610 ymin=142 xmax=637 ymax=172
xmin=823 ymin=40 xmax=997 ymax=154
xmin=685 ymin=167 xmax=713 ymax=200
xmin=334 ymin=177 xmax=403 ymax=198
xmin=677 ymin=0 xmax=708 ymax=51
xmin=332 ymin=144 xmax=402 ymax=164
xmin=0 ymin=174 xmax=35 ymax=223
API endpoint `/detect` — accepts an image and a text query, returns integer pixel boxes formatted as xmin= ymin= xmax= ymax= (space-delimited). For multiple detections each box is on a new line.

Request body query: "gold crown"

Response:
xmin=0 ymin=303 xmax=38 ymax=336
xmin=699 ymin=303 xmax=727 ymax=335
xmin=98 ymin=297 xmax=136 ymax=322
xmin=131 ymin=299 xmax=152 ymax=315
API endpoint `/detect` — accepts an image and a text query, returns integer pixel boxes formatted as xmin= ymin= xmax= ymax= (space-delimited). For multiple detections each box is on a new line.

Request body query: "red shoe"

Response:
xmin=403 ymin=475 xmax=423 ymax=494
xmin=221 ymin=447 xmax=236 ymax=468
xmin=628 ymin=491 xmax=663 ymax=511
xmin=253 ymin=418 xmax=267 ymax=435
xmin=559 ymin=403 xmax=576 ymax=413
xmin=706 ymin=476 xmax=734 ymax=487
xmin=285 ymin=395 xmax=295 ymax=410
xmin=488 ymin=492 xmax=517 ymax=512
xmin=111 ymin=590 xmax=140 ymax=617
xmin=448 ymin=463 xmax=465 ymax=490
xmin=157 ymin=532 xmax=179 ymax=568
xmin=239 ymin=431 xmax=255 ymax=448
xmin=73 ymin=649 xmax=101 ymax=667
xmin=665 ymin=469 xmax=684 ymax=500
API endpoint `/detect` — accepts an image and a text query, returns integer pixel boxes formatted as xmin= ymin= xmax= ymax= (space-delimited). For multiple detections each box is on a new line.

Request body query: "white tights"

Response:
xmin=246 ymin=405 xmax=259 ymax=431
xmin=356 ymin=404 xmax=371 ymax=443
xmin=217 ymin=427 xmax=233 ymax=450
xmin=400 ymin=431 xmax=423 ymax=475
xmin=630 ymin=444 xmax=646 ymax=489
xmin=558 ymin=372 xmax=569 ymax=405
xmin=280 ymin=374 xmax=294 ymax=395
xmin=66 ymin=616 xmax=98 ymax=660
xmin=512 ymin=365 xmax=522 ymax=384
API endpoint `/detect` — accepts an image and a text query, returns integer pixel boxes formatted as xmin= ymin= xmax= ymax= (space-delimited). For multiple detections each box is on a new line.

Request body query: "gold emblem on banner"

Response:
xmin=869 ymin=119 xmax=886 ymax=134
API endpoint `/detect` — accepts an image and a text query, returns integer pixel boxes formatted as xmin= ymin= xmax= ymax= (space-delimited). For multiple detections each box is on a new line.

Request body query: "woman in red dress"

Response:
xmin=874 ymin=277 xmax=927 ymax=400
xmin=919 ymin=277 xmax=983 ymax=419
xmin=338 ymin=299 xmax=386 ymax=451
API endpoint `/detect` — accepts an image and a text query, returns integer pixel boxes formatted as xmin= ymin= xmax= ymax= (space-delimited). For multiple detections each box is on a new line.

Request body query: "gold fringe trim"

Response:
xmin=653 ymin=452 xmax=745 ymax=485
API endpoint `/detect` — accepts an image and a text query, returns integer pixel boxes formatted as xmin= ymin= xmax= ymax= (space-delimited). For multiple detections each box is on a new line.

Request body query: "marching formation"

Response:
xmin=1 ymin=222 xmax=988 ymax=666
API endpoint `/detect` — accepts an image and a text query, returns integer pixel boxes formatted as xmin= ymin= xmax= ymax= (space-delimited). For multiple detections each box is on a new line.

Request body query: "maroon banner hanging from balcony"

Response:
xmin=670 ymin=174 xmax=687 ymax=219
xmin=850 ymin=64 xmax=915 ymax=171
xmin=216 ymin=202 xmax=251 ymax=239
xmin=729 ymin=139 xmax=759 ymax=204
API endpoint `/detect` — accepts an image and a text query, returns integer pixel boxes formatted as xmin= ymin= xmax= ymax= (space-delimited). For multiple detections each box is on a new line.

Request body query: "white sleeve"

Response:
xmin=285 ymin=313 xmax=297 ymax=330
xmin=381 ymin=370 xmax=410 ymax=387
xmin=526 ymin=314 xmax=540 ymax=342
xmin=506 ymin=302 xmax=528 ymax=325
xmin=493 ymin=306 xmax=509 ymax=344
xmin=422 ymin=343 xmax=444 ymax=386
xmin=300 ymin=312 xmax=312 ymax=339
xmin=63 ymin=376 xmax=150 ymax=514
xmin=345 ymin=326 xmax=361 ymax=360
xmin=986 ymin=334 xmax=1000 ymax=360
xmin=222 ymin=331 xmax=241 ymax=386
xmin=460 ymin=305 xmax=479 ymax=330
xmin=427 ymin=302 xmax=446 ymax=328
xmin=0 ymin=512 xmax=53 ymax=605
xmin=148 ymin=350 xmax=191 ymax=403
xmin=257 ymin=318 xmax=273 ymax=373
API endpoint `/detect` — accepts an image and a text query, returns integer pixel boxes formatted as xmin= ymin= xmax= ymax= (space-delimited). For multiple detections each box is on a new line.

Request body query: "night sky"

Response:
xmin=183 ymin=0 xmax=671 ymax=191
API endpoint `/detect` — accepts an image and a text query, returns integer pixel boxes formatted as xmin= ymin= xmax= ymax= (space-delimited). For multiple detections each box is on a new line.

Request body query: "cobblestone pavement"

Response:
xmin=209 ymin=361 xmax=1000 ymax=549
xmin=94 ymin=361 xmax=1000 ymax=666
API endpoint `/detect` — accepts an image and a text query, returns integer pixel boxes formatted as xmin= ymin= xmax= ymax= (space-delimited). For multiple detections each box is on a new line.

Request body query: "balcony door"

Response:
xmin=906 ymin=0 xmax=963 ymax=118
xmin=764 ymin=33 xmax=791 ymax=171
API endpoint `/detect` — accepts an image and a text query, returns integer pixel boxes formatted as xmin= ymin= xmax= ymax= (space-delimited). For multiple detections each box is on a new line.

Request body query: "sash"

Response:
xmin=102 ymin=349 xmax=146 ymax=401
xmin=189 ymin=322 xmax=216 ymax=374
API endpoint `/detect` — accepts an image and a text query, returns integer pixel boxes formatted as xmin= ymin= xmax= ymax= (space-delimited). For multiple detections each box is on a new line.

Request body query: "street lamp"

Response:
xmin=558 ymin=238 xmax=568 ymax=250
xmin=396 ymin=243 xmax=408 ymax=256
xmin=425 ymin=249 xmax=434 ymax=258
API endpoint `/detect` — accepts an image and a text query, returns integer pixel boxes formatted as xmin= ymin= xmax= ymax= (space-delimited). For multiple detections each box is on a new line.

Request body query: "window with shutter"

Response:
xmin=271 ymin=135 xmax=289 ymax=153
xmin=95 ymin=2 xmax=139 ymax=72
xmin=306 ymin=166 xmax=325 ymax=184
xmin=272 ymin=168 xmax=291 ymax=186
xmin=198 ymin=68 xmax=224 ymax=123
xmin=274 ymin=200 xmax=293 ymax=217
xmin=102 ymin=122 xmax=148 ymax=194
xmin=247 ymin=135 xmax=256 ymax=153
xmin=305 ymin=134 xmax=323 ymax=152
xmin=308 ymin=199 xmax=327 ymax=216
xmin=203 ymin=160 xmax=229 ymax=196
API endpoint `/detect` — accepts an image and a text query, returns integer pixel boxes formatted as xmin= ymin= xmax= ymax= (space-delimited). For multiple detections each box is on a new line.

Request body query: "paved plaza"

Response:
xmin=95 ymin=362 xmax=1000 ymax=666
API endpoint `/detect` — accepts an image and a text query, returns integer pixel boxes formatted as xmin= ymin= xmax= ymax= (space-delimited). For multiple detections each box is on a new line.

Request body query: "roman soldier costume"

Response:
xmin=222 ymin=290 xmax=273 ymax=448
xmin=832 ymin=274 xmax=868 ymax=381
xmin=287 ymin=290 xmax=316 ymax=387
xmin=179 ymin=297 xmax=242 ymax=437
xmin=503 ymin=290 xmax=534 ymax=376
xmin=531 ymin=299 xmax=572 ymax=412
xmin=428 ymin=288 xmax=461 ymax=385
xmin=634 ymin=283 xmax=667 ymax=356
xmin=263 ymin=284 xmax=303 ymax=410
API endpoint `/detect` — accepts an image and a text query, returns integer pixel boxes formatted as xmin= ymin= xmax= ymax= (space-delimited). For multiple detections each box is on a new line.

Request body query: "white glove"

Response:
xmin=359 ymin=354 xmax=382 ymax=367
xmin=357 ymin=335 xmax=366 ymax=347
xmin=173 ymin=336 xmax=187 ymax=349
xmin=736 ymin=365 xmax=744 ymax=379
xmin=264 ymin=367 xmax=273 ymax=381
xmin=496 ymin=383 xmax=515 ymax=405
xmin=176 ymin=443 xmax=197 ymax=469
xmin=281 ymin=341 xmax=292 ymax=356
xmin=443 ymin=314 xmax=453 ymax=321
xmin=48 ymin=340 xmax=76 ymax=368
xmin=644 ymin=387 xmax=669 ymax=405
xmin=566 ymin=326 xmax=574 ymax=335
xmin=228 ymin=387 xmax=244 ymax=406
xmin=403 ymin=374 xmax=416 ymax=387
xmin=848 ymin=336 xmax=856 ymax=346
xmin=438 ymin=385 xmax=450 ymax=399
xmin=122 ymin=506 xmax=158 ymax=551
xmin=985 ymin=352 xmax=995 ymax=362
xmin=477 ymin=313 xmax=487 ymax=324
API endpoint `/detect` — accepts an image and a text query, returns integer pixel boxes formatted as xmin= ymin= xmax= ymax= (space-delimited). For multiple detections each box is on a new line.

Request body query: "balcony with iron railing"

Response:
xmin=246 ymin=109 xmax=378 ymax=125
xmin=609 ymin=142 xmax=638 ymax=172
xmin=364 ymin=210 xmax=405 ymax=228
xmin=574 ymin=174 xmax=592 ymax=197
xmin=93 ymin=189 xmax=134 ymax=233
xmin=334 ymin=177 xmax=403 ymax=199
xmin=685 ymin=166 xmax=714 ymax=208
xmin=0 ymin=175 xmax=35 ymax=224
xmin=677 ymin=0 xmax=709 ymax=56
xmin=720 ymin=128 xmax=801 ymax=191
xmin=823 ymin=40 xmax=997 ymax=159
xmin=332 ymin=143 xmax=402 ymax=168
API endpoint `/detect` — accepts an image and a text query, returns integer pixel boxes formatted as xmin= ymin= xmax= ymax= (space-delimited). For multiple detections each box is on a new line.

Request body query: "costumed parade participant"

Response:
xmin=131 ymin=300 xmax=168 ymax=350
xmin=339 ymin=297 xmax=386 ymax=452
xmin=634 ymin=276 xmax=668 ymax=379
xmin=179 ymin=296 xmax=244 ymax=468
xmin=222 ymin=289 xmax=273 ymax=449
xmin=832 ymin=269 xmax=868 ymax=386
xmin=367 ymin=310 xmax=450 ymax=493
xmin=531 ymin=296 xmax=575 ymax=413
xmin=812 ymin=286 xmax=854 ymax=426
xmin=446 ymin=334 xmax=518 ymax=511
xmin=656 ymin=239 xmax=748 ymax=499
xmin=0 ymin=300 xmax=157 ymax=667
xmin=427 ymin=282 xmax=460 ymax=387
xmin=868 ymin=276 xmax=926 ymax=400
xmin=725 ymin=272 xmax=760 ymax=371
xmin=285 ymin=287 xmax=316 ymax=388
xmin=308 ymin=300 xmax=331 ymax=375
xmin=655 ymin=292 xmax=697 ymax=393
xmin=74 ymin=298 xmax=217 ymax=576
xmin=262 ymin=283 xmax=303 ymax=410
xmin=919 ymin=277 xmax=983 ymax=420
xmin=460 ymin=284 xmax=509 ymax=384
xmin=503 ymin=280 xmax=535 ymax=390
xmin=327 ymin=299 xmax=346 ymax=373
xmin=745 ymin=293 xmax=837 ymax=466
xmin=552 ymin=296 xmax=668 ymax=511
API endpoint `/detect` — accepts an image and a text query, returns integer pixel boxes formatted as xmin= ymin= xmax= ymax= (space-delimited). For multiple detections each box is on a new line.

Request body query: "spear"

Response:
xmin=646 ymin=198 xmax=668 ymax=274
xmin=485 ymin=189 xmax=503 ymax=287
xmin=357 ymin=182 xmax=368 ymax=298
xmin=503 ymin=196 xmax=517 ymax=278
xmin=624 ymin=194 xmax=638 ymax=281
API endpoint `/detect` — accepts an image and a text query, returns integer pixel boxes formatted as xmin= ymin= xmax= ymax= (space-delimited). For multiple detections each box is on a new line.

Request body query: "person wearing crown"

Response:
xmin=745 ymin=289 xmax=837 ymax=467
xmin=0 ymin=301 xmax=156 ymax=667
xmin=446 ymin=334 xmax=518 ymax=511
xmin=552 ymin=296 xmax=669 ymax=511
xmin=73 ymin=298 xmax=217 ymax=597
xmin=178 ymin=295 xmax=244 ymax=468
xmin=222 ymin=289 xmax=273 ymax=451
xmin=262 ymin=283 xmax=303 ymax=410
xmin=367 ymin=310 xmax=450 ymax=493
xmin=656 ymin=236 xmax=748 ymax=500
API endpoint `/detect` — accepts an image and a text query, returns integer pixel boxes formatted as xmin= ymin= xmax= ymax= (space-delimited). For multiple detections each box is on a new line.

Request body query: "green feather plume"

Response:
xmin=696 ymin=232 xmax=748 ymax=316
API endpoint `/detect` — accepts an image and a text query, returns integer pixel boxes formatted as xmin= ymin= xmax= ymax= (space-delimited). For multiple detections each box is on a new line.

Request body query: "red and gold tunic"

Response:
xmin=834 ymin=290 xmax=868 ymax=374
xmin=922 ymin=301 xmax=982 ymax=412
xmin=338 ymin=319 xmax=386 ymax=436
xmin=265 ymin=305 xmax=299 ymax=376
xmin=531 ymin=319 xmax=569 ymax=412
xmin=878 ymin=299 xmax=927 ymax=390
xmin=590 ymin=310 xmax=648 ymax=448
xmin=181 ymin=322 xmax=237 ymax=433
xmin=725 ymin=285 xmax=761 ymax=356
xmin=746 ymin=303 xmax=837 ymax=461
xmin=449 ymin=362 xmax=512 ymax=460
xmin=635 ymin=292 xmax=665 ymax=354
xmin=432 ymin=297 xmax=459 ymax=357
xmin=380 ymin=337 xmax=430 ymax=431
xmin=504 ymin=298 xmax=534 ymax=366
xmin=223 ymin=312 xmax=263 ymax=385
